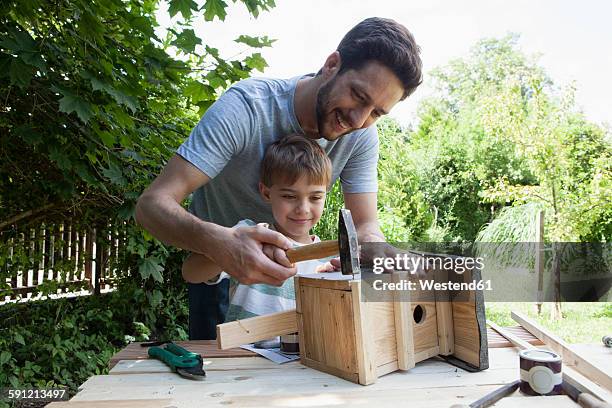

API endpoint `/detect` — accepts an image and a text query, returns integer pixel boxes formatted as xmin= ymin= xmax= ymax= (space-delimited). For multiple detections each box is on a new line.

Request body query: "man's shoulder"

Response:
xmin=229 ymin=76 xmax=297 ymax=100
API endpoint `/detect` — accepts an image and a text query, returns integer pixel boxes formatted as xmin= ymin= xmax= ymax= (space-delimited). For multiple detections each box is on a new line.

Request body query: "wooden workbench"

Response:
xmin=47 ymin=328 xmax=611 ymax=408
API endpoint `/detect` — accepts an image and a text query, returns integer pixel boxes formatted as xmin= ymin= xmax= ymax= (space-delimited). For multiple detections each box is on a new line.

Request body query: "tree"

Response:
xmin=0 ymin=0 xmax=276 ymax=307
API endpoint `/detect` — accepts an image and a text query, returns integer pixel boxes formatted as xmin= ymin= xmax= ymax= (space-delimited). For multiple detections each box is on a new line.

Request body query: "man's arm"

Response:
xmin=344 ymin=192 xmax=385 ymax=242
xmin=135 ymin=154 xmax=296 ymax=286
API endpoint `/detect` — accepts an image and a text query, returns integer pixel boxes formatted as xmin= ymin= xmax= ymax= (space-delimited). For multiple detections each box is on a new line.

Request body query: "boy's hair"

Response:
xmin=260 ymin=134 xmax=332 ymax=188
xmin=335 ymin=17 xmax=422 ymax=99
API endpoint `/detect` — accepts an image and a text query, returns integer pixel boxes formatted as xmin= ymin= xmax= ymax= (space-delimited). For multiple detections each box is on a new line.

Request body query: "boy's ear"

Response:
xmin=259 ymin=182 xmax=271 ymax=202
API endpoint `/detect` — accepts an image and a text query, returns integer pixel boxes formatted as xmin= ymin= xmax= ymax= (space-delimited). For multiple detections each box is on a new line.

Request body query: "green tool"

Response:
xmin=147 ymin=342 xmax=206 ymax=380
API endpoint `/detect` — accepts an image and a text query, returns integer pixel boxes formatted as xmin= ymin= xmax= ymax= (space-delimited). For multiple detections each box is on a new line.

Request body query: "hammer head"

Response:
xmin=338 ymin=209 xmax=360 ymax=275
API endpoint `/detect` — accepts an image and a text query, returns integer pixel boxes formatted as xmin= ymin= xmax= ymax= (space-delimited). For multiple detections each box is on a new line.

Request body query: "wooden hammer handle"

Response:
xmin=286 ymin=240 xmax=338 ymax=263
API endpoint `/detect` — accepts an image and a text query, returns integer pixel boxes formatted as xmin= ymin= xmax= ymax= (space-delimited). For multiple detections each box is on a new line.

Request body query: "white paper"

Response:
xmin=240 ymin=344 xmax=300 ymax=364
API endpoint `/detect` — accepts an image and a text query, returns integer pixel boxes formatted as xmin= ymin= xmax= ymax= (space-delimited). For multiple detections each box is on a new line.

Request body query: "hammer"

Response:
xmin=285 ymin=209 xmax=360 ymax=275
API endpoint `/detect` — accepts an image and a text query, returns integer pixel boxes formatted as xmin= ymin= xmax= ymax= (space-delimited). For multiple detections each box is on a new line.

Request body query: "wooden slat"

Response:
xmin=110 ymin=357 xmax=292 ymax=374
xmin=299 ymin=285 xmax=325 ymax=362
xmin=319 ymin=287 xmax=358 ymax=373
xmin=393 ymin=274 xmax=415 ymax=370
xmin=295 ymin=274 xmax=353 ymax=290
xmin=46 ymin=400 xmax=172 ymax=408
xmin=350 ymin=280 xmax=376 ymax=385
xmin=487 ymin=326 xmax=544 ymax=348
xmin=108 ymin=341 xmax=256 ymax=369
xmin=216 ymin=310 xmax=298 ymax=350
xmin=370 ymin=302 xmax=397 ymax=367
xmin=434 ymin=268 xmax=454 ymax=356
xmin=413 ymin=301 xmax=439 ymax=356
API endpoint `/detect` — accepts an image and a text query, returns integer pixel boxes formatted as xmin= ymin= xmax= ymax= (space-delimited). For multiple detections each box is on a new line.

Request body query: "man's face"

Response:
xmin=315 ymin=61 xmax=404 ymax=141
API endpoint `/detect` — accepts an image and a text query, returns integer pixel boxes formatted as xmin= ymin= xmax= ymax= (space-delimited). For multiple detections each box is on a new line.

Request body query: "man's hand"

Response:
xmin=210 ymin=224 xmax=297 ymax=286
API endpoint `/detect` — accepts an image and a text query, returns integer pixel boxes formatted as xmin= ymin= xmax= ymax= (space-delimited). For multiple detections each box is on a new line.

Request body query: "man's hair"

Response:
xmin=336 ymin=17 xmax=422 ymax=99
xmin=260 ymin=134 xmax=332 ymax=188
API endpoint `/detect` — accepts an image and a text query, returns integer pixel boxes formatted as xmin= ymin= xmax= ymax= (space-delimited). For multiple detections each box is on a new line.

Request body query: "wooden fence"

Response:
xmin=1 ymin=221 xmax=131 ymax=303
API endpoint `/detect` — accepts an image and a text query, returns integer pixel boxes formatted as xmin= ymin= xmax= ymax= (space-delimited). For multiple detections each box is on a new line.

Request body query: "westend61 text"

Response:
xmin=372 ymin=254 xmax=485 ymax=274
xmin=372 ymin=279 xmax=492 ymax=291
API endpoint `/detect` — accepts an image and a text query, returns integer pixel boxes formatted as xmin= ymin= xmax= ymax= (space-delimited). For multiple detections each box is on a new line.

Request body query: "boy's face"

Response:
xmin=259 ymin=175 xmax=327 ymax=242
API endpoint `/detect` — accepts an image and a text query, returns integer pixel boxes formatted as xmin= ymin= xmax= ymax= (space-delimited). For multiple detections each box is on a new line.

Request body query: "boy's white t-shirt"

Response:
xmin=207 ymin=219 xmax=328 ymax=322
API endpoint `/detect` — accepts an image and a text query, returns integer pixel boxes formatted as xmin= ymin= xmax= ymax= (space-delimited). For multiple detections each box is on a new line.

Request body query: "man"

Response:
xmin=135 ymin=17 xmax=422 ymax=339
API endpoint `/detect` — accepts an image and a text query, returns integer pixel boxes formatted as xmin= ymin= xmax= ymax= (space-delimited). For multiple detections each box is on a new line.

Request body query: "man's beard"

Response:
xmin=315 ymin=76 xmax=350 ymax=141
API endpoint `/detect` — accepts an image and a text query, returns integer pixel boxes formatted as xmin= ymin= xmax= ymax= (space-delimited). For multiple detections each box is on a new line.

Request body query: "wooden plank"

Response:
xmin=319 ymin=287 xmax=358 ymax=374
xmin=452 ymin=266 xmax=488 ymax=370
xmin=393 ymin=274 xmax=415 ymax=370
xmin=300 ymin=356 xmax=360 ymax=383
xmin=494 ymin=395 xmax=579 ymax=407
xmin=110 ymin=357 xmax=297 ymax=374
xmin=295 ymin=274 xmax=353 ymax=290
xmin=512 ymin=311 xmax=612 ymax=391
xmin=109 ymin=341 xmax=255 ymax=369
xmin=350 ymin=280 xmax=377 ymax=385
xmin=415 ymin=346 xmax=441 ymax=362
xmin=376 ymin=360 xmax=399 ymax=377
xmin=434 ymin=268 xmax=455 ymax=355
xmin=487 ymin=326 xmax=544 ymax=348
xmin=46 ymin=400 xmax=172 ymax=408
xmin=370 ymin=302 xmax=398 ymax=367
xmin=216 ymin=310 xmax=298 ymax=349
xmin=487 ymin=320 xmax=533 ymax=350
xmin=74 ymin=365 xmax=521 ymax=398
xmin=167 ymin=385 xmax=545 ymax=408
xmin=413 ymin=301 xmax=439 ymax=355
xmin=299 ymin=285 xmax=325 ymax=362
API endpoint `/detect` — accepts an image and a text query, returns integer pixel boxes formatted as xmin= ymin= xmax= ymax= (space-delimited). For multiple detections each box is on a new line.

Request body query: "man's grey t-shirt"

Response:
xmin=177 ymin=75 xmax=379 ymax=227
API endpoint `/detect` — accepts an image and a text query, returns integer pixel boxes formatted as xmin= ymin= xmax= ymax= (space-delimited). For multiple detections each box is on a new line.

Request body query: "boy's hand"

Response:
xmin=315 ymin=262 xmax=338 ymax=273
xmin=208 ymin=225 xmax=297 ymax=286
xmin=261 ymin=244 xmax=294 ymax=268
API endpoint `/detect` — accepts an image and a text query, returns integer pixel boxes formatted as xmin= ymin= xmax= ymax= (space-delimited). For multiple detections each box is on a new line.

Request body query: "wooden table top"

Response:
xmin=106 ymin=326 xmax=545 ymax=369
xmin=46 ymin=330 xmax=612 ymax=408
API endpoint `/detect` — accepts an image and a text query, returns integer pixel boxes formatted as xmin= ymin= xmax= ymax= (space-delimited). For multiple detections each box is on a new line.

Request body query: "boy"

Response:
xmin=182 ymin=134 xmax=334 ymax=322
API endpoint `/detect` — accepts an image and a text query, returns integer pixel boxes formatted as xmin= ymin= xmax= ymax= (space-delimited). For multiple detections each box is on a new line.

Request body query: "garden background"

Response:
xmin=1 ymin=0 xmax=610 ymax=402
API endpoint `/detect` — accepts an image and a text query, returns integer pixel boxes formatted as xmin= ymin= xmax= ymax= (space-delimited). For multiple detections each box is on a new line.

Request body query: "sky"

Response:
xmin=158 ymin=0 xmax=612 ymax=128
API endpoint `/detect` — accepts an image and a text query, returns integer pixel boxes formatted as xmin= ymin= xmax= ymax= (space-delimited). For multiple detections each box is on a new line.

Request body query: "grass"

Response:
xmin=486 ymin=302 xmax=612 ymax=344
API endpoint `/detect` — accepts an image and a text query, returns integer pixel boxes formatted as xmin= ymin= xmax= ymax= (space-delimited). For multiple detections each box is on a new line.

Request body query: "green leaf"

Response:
xmin=203 ymin=0 xmax=228 ymax=21
xmin=185 ymin=80 xmax=214 ymax=103
xmin=14 ymin=333 xmax=25 ymax=345
xmin=171 ymin=29 xmax=201 ymax=54
xmin=148 ymin=289 xmax=163 ymax=308
xmin=117 ymin=203 xmax=135 ymax=220
xmin=49 ymin=145 xmax=72 ymax=171
xmin=14 ymin=124 xmax=42 ymax=145
xmin=102 ymin=162 xmax=127 ymax=186
xmin=9 ymin=375 xmax=19 ymax=388
xmin=20 ymin=51 xmax=47 ymax=72
xmin=112 ymin=108 xmax=135 ymax=128
xmin=0 ymin=351 xmax=11 ymax=366
xmin=244 ymin=53 xmax=267 ymax=72
xmin=234 ymin=35 xmax=275 ymax=48
xmin=58 ymin=91 xmax=93 ymax=123
xmin=107 ymin=88 xmax=139 ymax=113
xmin=9 ymin=58 xmax=32 ymax=88
xmin=97 ymin=130 xmax=116 ymax=147
xmin=139 ymin=257 xmax=164 ymax=282
xmin=168 ymin=0 xmax=198 ymax=19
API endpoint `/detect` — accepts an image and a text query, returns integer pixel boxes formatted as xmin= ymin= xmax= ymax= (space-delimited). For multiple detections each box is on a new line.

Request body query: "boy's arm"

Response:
xmin=182 ymin=253 xmax=223 ymax=283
